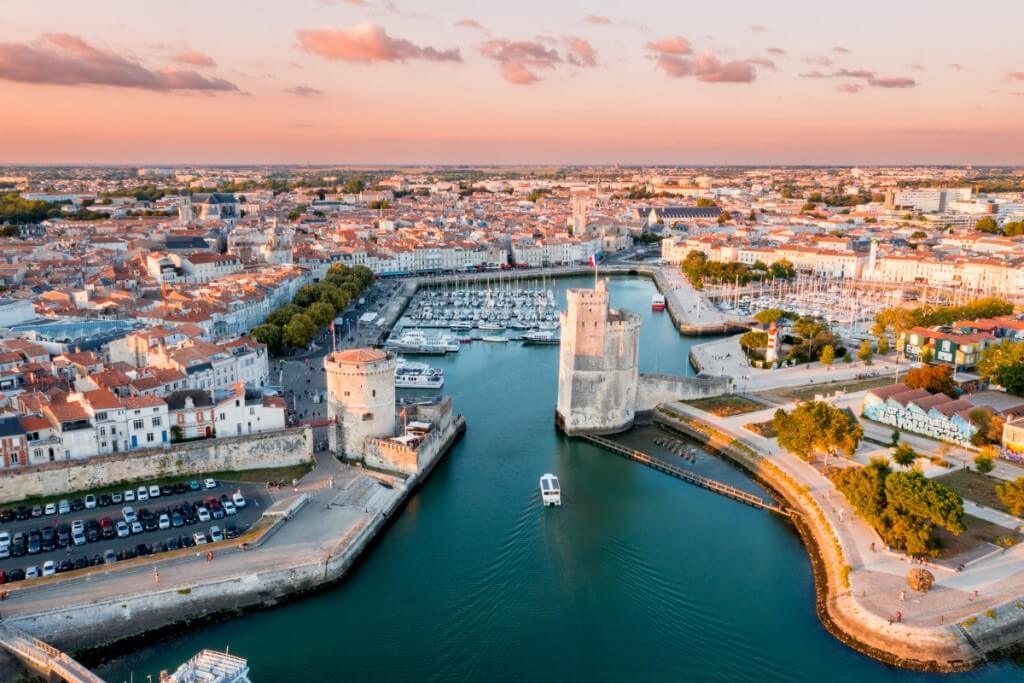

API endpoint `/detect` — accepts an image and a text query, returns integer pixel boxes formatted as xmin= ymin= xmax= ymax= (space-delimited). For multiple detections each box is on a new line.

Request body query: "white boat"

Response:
xmin=395 ymin=370 xmax=444 ymax=389
xmin=450 ymin=321 xmax=473 ymax=331
xmin=478 ymin=321 xmax=506 ymax=331
xmin=163 ymin=649 xmax=251 ymax=683
xmin=482 ymin=335 xmax=508 ymax=343
xmin=522 ymin=330 xmax=560 ymax=345
xmin=651 ymin=293 xmax=666 ymax=311
xmin=540 ymin=473 xmax=561 ymax=507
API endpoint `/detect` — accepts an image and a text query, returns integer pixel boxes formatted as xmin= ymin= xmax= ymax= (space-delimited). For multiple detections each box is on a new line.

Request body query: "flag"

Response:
xmin=329 ymin=320 xmax=335 ymax=333
xmin=588 ymin=254 xmax=597 ymax=266
xmin=399 ymin=407 xmax=407 ymax=418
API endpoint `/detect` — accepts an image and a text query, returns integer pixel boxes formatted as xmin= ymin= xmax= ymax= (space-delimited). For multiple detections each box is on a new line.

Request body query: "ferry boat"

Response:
xmin=395 ymin=363 xmax=445 ymax=389
xmin=478 ymin=321 xmax=506 ymax=331
xmin=162 ymin=649 xmax=250 ymax=683
xmin=522 ymin=330 xmax=560 ymax=345
xmin=450 ymin=321 xmax=473 ymax=331
xmin=651 ymin=293 xmax=666 ymax=311
xmin=482 ymin=335 xmax=508 ymax=343
xmin=540 ymin=473 xmax=561 ymax=506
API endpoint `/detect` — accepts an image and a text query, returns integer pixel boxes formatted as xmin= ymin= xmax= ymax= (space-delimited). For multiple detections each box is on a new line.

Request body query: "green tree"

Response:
xmin=344 ymin=177 xmax=366 ymax=194
xmin=739 ymin=330 xmax=768 ymax=349
xmin=877 ymin=335 xmax=890 ymax=355
xmin=820 ymin=344 xmax=835 ymax=366
xmin=892 ymin=443 xmax=918 ymax=469
xmin=773 ymin=401 xmax=863 ymax=461
xmin=696 ymin=198 xmax=717 ymax=208
xmin=754 ymin=308 xmax=785 ymax=325
xmin=977 ymin=341 xmax=1024 ymax=396
xmin=251 ymin=324 xmax=283 ymax=355
xmin=769 ymin=259 xmax=795 ymax=279
xmin=975 ymin=216 xmax=999 ymax=234
xmin=974 ymin=453 xmax=995 ymax=475
xmin=857 ymin=339 xmax=873 ymax=364
xmin=903 ymin=364 xmax=956 ymax=397
xmin=996 ymin=478 xmax=1024 ymax=516
xmin=307 ymin=301 xmax=336 ymax=327
xmin=282 ymin=313 xmax=316 ymax=349
xmin=890 ymin=428 xmax=901 ymax=447
xmin=968 ymin=409 xmax=1004 ymax=447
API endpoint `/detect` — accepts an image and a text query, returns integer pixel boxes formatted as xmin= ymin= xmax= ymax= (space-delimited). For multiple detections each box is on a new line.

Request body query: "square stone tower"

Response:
xmin=556 ymin=280 xmax=641 ymax=434
xmin=324 ymin=348 xmax=397 ymax=458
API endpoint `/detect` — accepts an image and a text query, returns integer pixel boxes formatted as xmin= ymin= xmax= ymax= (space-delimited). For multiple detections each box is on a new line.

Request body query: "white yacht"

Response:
xmin=482 ymin=335 xmax=508 ymax=343
xmin=540 ymin=473 xmax=561 ymax=506
xmin=163 ymin=649 xmax=250 ymax=683
xmin=395 ymin=364 xmax=445 ymax=389
xmin=522 ymin=330 xmax=560 ymax=345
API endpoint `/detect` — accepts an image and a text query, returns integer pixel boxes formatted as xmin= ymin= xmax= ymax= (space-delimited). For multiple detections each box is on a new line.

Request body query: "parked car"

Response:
xmin=84 ymin=494 xmax=97 ymax=509
xmin=57 ymin=559 xmax=71 ymax=573
xmin=25 ymin=566 xmax=39 ymax=580
xmin=42 ymin=560 xmax=56 ymax=577
xmin=158 ymin=514 xmax=171 ymax=530
xmin=209 ymin=526 xmax=224 ymax=543
xmin=44 ymin=502 xmax=57 ymax=516
xmin=161 ymin=484 xmax=175 ymax=497
xmin=225 ymin=524 xmax=239 ymax=540
xmin=40 ymin=526 xmax=56 ymax=551
xmin=134 ymin=543 xmax=150 ymax=557
xmin=98 ymin=494 xmax=113 ymax=507
xmin=148 ymin=485 xmax=160 ymax=499
xmin=130 ymin=521 xmax=143 ymax=535
xmin=15 ymin=506 xmax=29 ymax=521
xmin=123 ymin=489 xmax=135 ymax=502
xmin=111 ymin=492 xmax=123 ymax=505
xmin=189 ymin=480 xmax=201 ymax=491
xmin=6 ymin=568 xmax=24 ymax=582
xmin=72 ymin=530 xmax=86 ymax=547
xmin=204 ymin=478 xmax=217 ymax=489
xmin=99 ymin=518 xmax=115 ymax=539
xmin=0 ymin=531 xmax=10 ymax=548
xmin=122 ymin=506 xmax=137 ymax=524
xmin=30 ymin=505 xmax=43 ymax=518
xmin=180 ymin=534 xmax=196 ymax=548
xmin=171 ymin=512 xmax=184 ymax=528
xmin=56 ymin=524 xmax=70 ymax=548
xmin=196 ymin=507 xmax=211 ymax=523
xmin=103 ymin=549 xmax=117 ymax=564
xmin=173 ymin=483 xmax=188 ymax=495
xmin=222 ymin=501 xmax=237 ymax=516
xmin=58 ymin=499 xmax=70 ymax=515
xmin=0 ymin=509 xmax=13 ymax=523
xmin=70 ymin=499 xmax=84 ymax=512
xmin=193 ymin=531 xmax=208 ymax=545
xmin=26 ymin=532 xmax=41 ymax=555
xmin=115 ymin=521 xmax=129 ymax=538
xmin=232 ymin=493 xmax=247 ymax=509
xmin=136 ymin=487 xmax=149 ymax=502
xmin=165 ymin=536 xmax=180 ymax=551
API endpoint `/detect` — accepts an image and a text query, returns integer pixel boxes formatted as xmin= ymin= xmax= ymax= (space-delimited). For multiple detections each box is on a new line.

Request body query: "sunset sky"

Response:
xmin=2 ymin=0 xmax=1023 ymax=165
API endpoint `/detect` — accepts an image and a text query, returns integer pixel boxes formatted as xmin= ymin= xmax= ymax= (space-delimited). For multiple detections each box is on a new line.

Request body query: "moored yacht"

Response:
xmin=651 ymin=293 xmax=666 ymax=311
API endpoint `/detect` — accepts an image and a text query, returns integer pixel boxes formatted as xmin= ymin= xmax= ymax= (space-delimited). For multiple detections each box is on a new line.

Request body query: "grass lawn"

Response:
xmin=756 ymin=375 xmax=895 ymax=404
xmin=744 ymin=420 xmax=777 ymax=438
xmin=685 ymin=395 xmax=765 ymax=417
xmin=10 ymin=463 xmax=315 ymax=509
xmin=934 ymin=469 xmax=1010 ymax=514
xmin=934 ymin=514 xmax=1018 ymax=558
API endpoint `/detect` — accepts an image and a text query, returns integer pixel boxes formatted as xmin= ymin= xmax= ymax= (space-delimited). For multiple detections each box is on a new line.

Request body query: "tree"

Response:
xmin=977 ymin=341 xmax=1024 ymax=396
xmin=739 ymin=330 xmax=768 ymax=350
xmin=857 ymin=339 xmax=873 ymax=364
xmin=975 ymin=216 xmax=999 ymax=234
xmin=877 ymin=335 xmax=890 ymax=355
xmin=754 ymin=308 xmax=785 ymax=325
xmin=820 ymin=345 xmax=835 ymax=366
xmin=974 ymin=453 xmax=995 ymax=475
xmin=968 ymin=409 xmax=1004 ymax=447
xmin=910 ymin=231 xmax=927 ymax=239
xmin=769 ymin=259 xmax=795 ymax=279
xmin=307 ymin=301 xmax=336 ymax=327
xmin=892 ymin=443 xmax=918 ymax=469
xmin=773 ymin=402 xmax=863 ymax=461
xmin=903 ymin=364 xmax=956 ymax=397
xmin=696 ymin=198 xmax=717 ymax=208
xmin=251 ymin=324 xmax=283 ymax=355
xmin=717 ymin=211 xmax=732 ymax=224
xmin=996 ymin=478 xmax=1024 ymax=517
xmin=344 ymin=177 xmax=366 ymax=194
xmin=920 ymin=347 xmax=934 ymax=365
xmin=282 ymin=313 xmax=316 ymax=349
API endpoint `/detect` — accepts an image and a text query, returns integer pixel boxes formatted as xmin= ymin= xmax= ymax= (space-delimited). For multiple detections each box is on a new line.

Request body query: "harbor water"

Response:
xmin=96 ymin=275 xmax=1021 ymax=682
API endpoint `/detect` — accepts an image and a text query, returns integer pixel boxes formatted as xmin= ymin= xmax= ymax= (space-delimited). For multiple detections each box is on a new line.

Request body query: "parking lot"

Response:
xmin=0 ymin=479 xmax=270 ymax=583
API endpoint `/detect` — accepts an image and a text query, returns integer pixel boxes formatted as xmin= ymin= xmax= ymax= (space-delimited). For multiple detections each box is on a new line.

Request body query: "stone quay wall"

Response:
xmin=0 ymin=428 xmax=314 ymax=504
xmin=635 ymin=373 xmax=732 ymax=412
xmin=652 ymin=407 xmax=984 ymax=672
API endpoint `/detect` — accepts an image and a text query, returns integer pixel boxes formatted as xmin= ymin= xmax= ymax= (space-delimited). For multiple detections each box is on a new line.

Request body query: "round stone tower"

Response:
xmin=556 ymin=279 xmax=641 ymax=434
xmin=324 ymin=348 xmax=397 ymax=458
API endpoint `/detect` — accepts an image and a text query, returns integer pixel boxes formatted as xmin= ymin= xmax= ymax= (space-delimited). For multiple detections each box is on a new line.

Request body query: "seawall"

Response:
xmin=0 ymin=416 xmax=466 ymax=678
xmin=650 ymin=407 xmax=985 ymax=672
xmin=0 ymin=427 xmax=314 ymax=504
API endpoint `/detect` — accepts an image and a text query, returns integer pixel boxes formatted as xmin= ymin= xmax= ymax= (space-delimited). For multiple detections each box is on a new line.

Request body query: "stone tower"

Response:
xmin=324 ymin=348 xmax=397 ymax=458
xmin=765 ymin=320 xmax=780 ymax=364
xmin=571 ymin=190 xmax=591 ymax=236
xmin=556 ymin=280 xmax=641 ymax=434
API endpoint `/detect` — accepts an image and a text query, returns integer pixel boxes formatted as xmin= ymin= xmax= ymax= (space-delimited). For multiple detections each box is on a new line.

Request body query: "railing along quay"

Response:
xmin=579 ymin=434 xmax=793 ymax=517
xmin=0 ymin=622 xmax=104 ymax=683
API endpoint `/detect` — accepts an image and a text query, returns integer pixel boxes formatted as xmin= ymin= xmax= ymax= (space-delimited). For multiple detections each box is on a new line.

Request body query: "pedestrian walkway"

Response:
xmin=0 ymin=622 xmax=104 ymax=683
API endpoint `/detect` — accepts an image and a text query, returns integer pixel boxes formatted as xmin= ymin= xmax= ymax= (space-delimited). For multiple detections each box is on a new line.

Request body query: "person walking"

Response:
xmin=153 ymin=569 xmax=160 ymax=583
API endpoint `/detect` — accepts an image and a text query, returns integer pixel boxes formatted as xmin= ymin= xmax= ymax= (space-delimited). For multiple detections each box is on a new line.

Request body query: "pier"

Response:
xmin=579 ymin=433 xmax=792 ymax=516
xmin=0 ymin=622 xmax=103 ymax=683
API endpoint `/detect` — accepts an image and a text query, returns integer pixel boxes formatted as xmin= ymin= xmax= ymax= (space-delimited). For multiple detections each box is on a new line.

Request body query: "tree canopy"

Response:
xmin=977 ymin=341 xmax=1024 ymax=396
xmin=903 ymin=364 xmax=956 ymax=397
xmin=873 ymin=298 xmax=1014 ymax=336
xmin=997 ymin=478 xmax=1024 ymax=517
xmin=773 ymin=401 xmax=863 ymax=461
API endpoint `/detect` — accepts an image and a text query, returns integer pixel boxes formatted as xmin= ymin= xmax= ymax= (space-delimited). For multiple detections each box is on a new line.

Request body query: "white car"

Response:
xmin=149 ymin=485 xmax=160 ymax=499
xmin=124 ymin=489 xmax=136 ymax=502
xmin=136 ymin=486 xmax=149 ymax=501
xmin=196 ymin=507 xmax=211 ymax=523
xmin=44 ymin=502 xmax=57 ymax=515
xmin=232 ymin=493 xmax=247 ymax=509
xmin=222 ymin=501 xmax=237 ymax=516
xmin=193 ymin=531 xmax=208 ymax=545
xmin=130 ymin=521 xmax=143 ymax=535
xmin=0 ymin=531 xmax=10 ymax=547
xmin=72 ymin=530 xmax=87 ymax=546
xmin=115 ymin=521 xmax=130 ymax=538
xmin=158 ymin=514 xmax=171 ymax=530
xmin=111 ymin=492 xmax=123 ymax=505
xmin=84 ymin=494 xmax=97 ymax=509
xmin=204 ymin=478 xmax=217 ymax=489
xmin=0 ymin=546 xmax=9 ymax=560
xmin=42 ymin=560 xmax=56 ymax=577
xmin=58 ymin=499 xmax=71 ymax=514
xmin=25 ymin=566 xmax=39 ymax=580
xmin=71 ymin=520 xmax=85 ymax=534
xmin=209 ymin=526 xmax=224 ymax=543
xmin=122 ymin=506 xmax=137 ymax=524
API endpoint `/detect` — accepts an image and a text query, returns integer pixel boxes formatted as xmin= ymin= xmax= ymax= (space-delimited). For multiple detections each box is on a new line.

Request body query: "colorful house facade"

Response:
xmin=861 ymin=383 xmax=980 ymax=447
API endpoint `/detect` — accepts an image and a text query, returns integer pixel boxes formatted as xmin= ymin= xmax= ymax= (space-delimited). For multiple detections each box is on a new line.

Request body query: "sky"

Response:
xmin=1 ymin=0 xmax=1023 ymax=165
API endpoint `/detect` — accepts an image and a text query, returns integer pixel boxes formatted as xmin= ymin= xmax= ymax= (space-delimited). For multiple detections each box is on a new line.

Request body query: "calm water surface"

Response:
xmin=97 ymin=276 xmax=1020 ymax=682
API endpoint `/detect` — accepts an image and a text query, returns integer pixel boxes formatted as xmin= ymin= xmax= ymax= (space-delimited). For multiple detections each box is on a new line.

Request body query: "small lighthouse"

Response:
xmin=765 ymin=320 xmax=780 ymax=364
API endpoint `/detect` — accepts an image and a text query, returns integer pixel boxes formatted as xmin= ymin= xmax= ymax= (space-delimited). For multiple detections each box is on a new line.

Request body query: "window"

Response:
xmin=249 ymin=407 xmax=255 ymax=415
xmin=11 ymin=453 xmax=18 ymax=464
xmin=219 ymin=413 xmax=226 ymax=421
xmin=33 ymin=449 xmax=42 ymax=459
xmin=146 ymin=433 xmax=155 ymax=442
xmin=152 ymin=417 xmax=162 ymax=427
xmin=133 ymin=419 xmax=144 ymax=430
xmin=99 ymin=427 xmax=106 ymax=436
xmin=95 ymin=411 xmax=108 ymax=421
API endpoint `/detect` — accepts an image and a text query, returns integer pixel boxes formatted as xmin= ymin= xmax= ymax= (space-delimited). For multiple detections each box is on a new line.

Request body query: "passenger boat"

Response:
xmin=395 ymin=366 xmax=444 ymax=389
xmin=482 ymin=335 xmax=508 ymax=343
xmin=478 ymin=321 xmax=506 ymax=331
xmin=522 ymin=330 xmax=560 ymax=345
xmin=163 ymin=649 xmax=251 ymax=683
xmin=651 ymin=293 xmax=666 ymax=311
xmin=450 ymin=321 xmax=473 ymax=331
xmin=540 ymin=473 xmax=561 ymax=506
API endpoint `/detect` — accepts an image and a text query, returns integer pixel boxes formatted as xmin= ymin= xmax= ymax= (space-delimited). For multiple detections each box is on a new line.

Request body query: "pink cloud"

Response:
xmin=297 ymin=24 xmax=461 ymax=63
xmin=585 ymin=15 xmax=612 ymax=25
xmin=750 ymin=24 xmax=768 ymax=32
xmin=1009 ymin=72 xmax=1024 ymax=81
xmin=802 ymin=56 xmax=832 ymax=67
xmin=692 ymin=51 xmax=756 ymax=82
xmin=288 ymin=85 xmax=323 ymax=97
xmin=869 ymin=76 xmax=916 ymax=88
xmin=834 ymin=68 xmax=874 ymax=79
xmin=654 ymin=55 xmax=692 ymax=78
xmin=480 ymin=38 xmax=561 ymax=84
xmin=565 ymin=37 xmax=597 ymax=67
xmin=173 ymin=50 xmax=216 ymax=68
xmin=799 ymin=67 xmax=918 ymax=89
xmin=645 ymin=36 xmax=692 ymax=56
xmin=746 ymin=57 xmax=776 ymax=71
xmin=501 ymin=63 xmax=539 ymax=85
xmin=907 ymin=62 xmax=925 ymax=71
xmin=0 ymin=33 xmax=239 ymax=92
xmin=766 ymin=47 xmax=786 ymax=56
xmin=454 ymin=19 xmax=485 ymax=31
xmin=832 ymin=46 xmax=849 ymax=54
xmin=837 ymin=83 xmax=861 ymax=93
xmin=947 ymin=63 xmax=963 ymax=70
